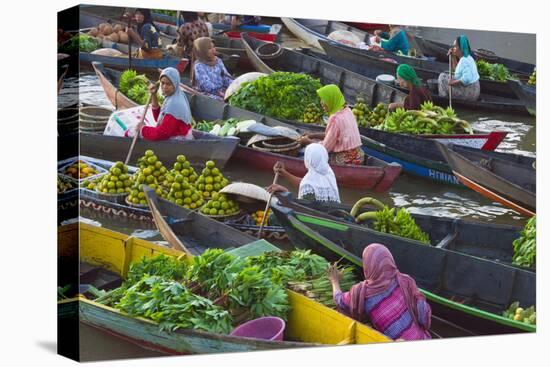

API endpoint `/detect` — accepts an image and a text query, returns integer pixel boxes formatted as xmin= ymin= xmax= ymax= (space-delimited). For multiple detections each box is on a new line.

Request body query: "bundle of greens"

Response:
xmin=476 ymin=60 xmax=512 ymax=82
xmin=153 ymin=9 xmax=177 ymax=16
xmin=351 ymin=197 xmax=430 ymax=244
xmin=119 ymin=69 xmax=164 ymax=105
xmin=229 ymin=72 xmax=322 ymax=120
xmin=376 ymin=102 xmax=472 ymax=135
xmin=512 ymin=216 xmax=536 ymax=268
xmin=61 ymin=33 xmax=101 ymax=53
xmin=192 ymin=120 xmax=215 ymax=132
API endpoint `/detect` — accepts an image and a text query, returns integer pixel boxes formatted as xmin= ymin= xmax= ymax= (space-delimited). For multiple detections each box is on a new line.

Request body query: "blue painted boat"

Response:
xmin=152 ymin=12 xmax=273 ymax=33
xmin=79 ymin=51 xmax=185 ymax=70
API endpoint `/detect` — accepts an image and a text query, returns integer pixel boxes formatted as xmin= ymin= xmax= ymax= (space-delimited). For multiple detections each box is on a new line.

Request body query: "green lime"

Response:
xmin=206 ymin=160 xmax=215 ymax=169
xmin=177 ymin=154 xmax=186 ymax=163
xmin=145 ymin=150 xmax=154 ymax=157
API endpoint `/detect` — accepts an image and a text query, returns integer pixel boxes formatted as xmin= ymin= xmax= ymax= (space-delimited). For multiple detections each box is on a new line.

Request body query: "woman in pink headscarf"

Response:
xmin=328 ymin=243 xmax=432 ymax=340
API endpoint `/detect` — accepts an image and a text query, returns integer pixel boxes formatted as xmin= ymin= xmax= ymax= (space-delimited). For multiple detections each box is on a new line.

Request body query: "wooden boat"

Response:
xmin=241 ymin=33 xmax=405 ymax=106
xmin=507 ymin=79 xmax=536 ymax=116
xmin=270 ymin=201 xmax=536 ymax=335
xmin=413 ymin=36 xmax=536 ymax=77
xmin=300 ymin=45 xmax=529 ymax=115
xmin=241 ymin=35 xmax=508 ymax=156
xmin=273 ymin=192 xmax=527 ymax=269
xmin=437 ymin=143 xmax=536 ymax=217
xmin=93 ymin=61 xmax=402 ymax=190
xmin=58 ymin=224 xmax=389 ymax=355
xmin=282 ymin=18 xmax=523 ymax=100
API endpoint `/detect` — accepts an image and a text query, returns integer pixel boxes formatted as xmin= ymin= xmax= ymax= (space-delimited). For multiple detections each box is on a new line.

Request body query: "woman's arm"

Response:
xmin=194 ymin=63 xmax=219 ymax=93
xmin=141 ymin=114 xmax=183 ymax=141
xmin=126 ymin=27 xmax=144 ymax=47
xmin=219 ymin=59 xmax=234 ymax=88
xmin=274 ymin=162 xmax=302 ymax=189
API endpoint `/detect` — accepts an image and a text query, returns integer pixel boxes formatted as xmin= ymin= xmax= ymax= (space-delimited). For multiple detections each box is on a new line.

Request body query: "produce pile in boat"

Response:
xmin=197 ymin=160 xmax=230 ymax=200
xmin=119 ymin=70 xmax=165 ymax=105
xmin=352 ymin=99 xmax=388 ymax=128
xmin=57 ymin=175 xmax=75 ymax=193
xmin=94 ymin=249 xmax=356 ymax=333
xmin=528 ymin=68 xmax=536 ymax=86
xmin=94 ymin=161 xmax=133 ymax=195
xmin=201 ymin=192 xmax=240 ymax=217
xmin=351 ymin=197 xmax=430 ymax=244
xmin=88 ymin=23 xmax=129 ymax=44
xmin=166 ymin=154 xmax=199 ymax=186
xmin=63 ymin=160 xmax=101 ymax=180
xmin=166 ymin=175 xmax=204 ymax=210
xmin=301 ymin=103 xmax=324 ymax=124
xmin=375 ymin=102 xmax=473 ymax=134
xmin=60 ymin=33 xmax=101 ymax=53
xmin=193 ymin=118 xmax=257 ymax=137
xmin=502 ymin=301 xmax=536 ymax=325
xmin=475 ymin=60 xmax=512 ymax=82
xmin=127 ymin=150 xmax=169 ymax=204
xmin=512 ymin=216 xmax=536 ymax=268
xmin=229 ymin=72 xmax=322 ymax=120
xmin=252 ymin=209 xmax=272 ymax=226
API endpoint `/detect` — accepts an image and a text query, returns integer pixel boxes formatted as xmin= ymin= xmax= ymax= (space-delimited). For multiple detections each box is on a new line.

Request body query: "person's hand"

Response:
xmin=273 ymin=161 xmax=285 ymax=175
xmin=375 ymin=36 xmax=381 ymax=43
xmin=149 ymin=83 xmax=159 ymax=94
xmin=327 ymin=263 xmax=343 ymax=284
xmin=297 ymin=135 xmax=311 ymax=146
xmin=266 ymin=184 xmax=288 ymax=194
xmin=374 ymin=30 xmax=382 ymax=36
xmin=370 ymin=45 xmax=383 ymax=52
xmin=447 ymin=47 xmax=454 ymax=56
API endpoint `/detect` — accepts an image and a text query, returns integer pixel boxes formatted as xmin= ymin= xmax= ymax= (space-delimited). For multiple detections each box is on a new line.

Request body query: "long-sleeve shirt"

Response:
xmin=138 ymin=23 xmax=160 ymax=49
xmin=404 ymin=86 xmax=432 ymax=110
xmin=380 ymin=30 xmax=410 ymax=54
xmin=454 ymin=55 xmax=480 ymax=85
xmin=140 ymin=106 xmax=191 ymax=141
xmin=335 ymin=279 xmax=431 ymax=340
xmin=194 ymin=58 xmax=234 ymax=99
xmin=322 ymin=107 xmax=362 ymax=153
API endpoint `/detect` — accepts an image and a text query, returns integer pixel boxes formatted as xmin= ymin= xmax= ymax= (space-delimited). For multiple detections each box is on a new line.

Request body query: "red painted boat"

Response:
xmin=232 ymin=144 xmax=402 ymax=192
xmin=225 ymin=31 xmax=277 ymax=42
xmin=345 ymin=22 xmax=388 ymax=32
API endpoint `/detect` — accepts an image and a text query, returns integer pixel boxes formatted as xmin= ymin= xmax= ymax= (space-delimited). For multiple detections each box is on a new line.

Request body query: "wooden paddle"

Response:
xmin=257 ymin=171 xmax=279 ymax=239
xmin=124 ymin=83 xmax=157 ymax=165
xmin=448 ymin=53 xmax=453 ymax=109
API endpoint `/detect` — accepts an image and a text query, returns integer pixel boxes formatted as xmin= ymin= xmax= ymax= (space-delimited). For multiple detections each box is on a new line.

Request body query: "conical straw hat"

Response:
xmin=219 ymin=182 xmax=271 ymax=203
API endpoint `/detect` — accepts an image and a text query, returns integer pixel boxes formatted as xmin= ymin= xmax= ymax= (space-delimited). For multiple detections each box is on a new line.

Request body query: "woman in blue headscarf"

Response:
xmin=131 ymin=67 xmax=193 ymax=141
xmin=437 ymin=35 xmax=480 ymax=101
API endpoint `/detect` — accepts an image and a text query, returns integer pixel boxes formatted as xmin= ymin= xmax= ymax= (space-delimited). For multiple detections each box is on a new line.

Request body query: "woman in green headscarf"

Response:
xmin=437 ymin=35 xmax=480 ymax=101
xmin=298 ymin=84 xmax=365 ymax=165
xmin=389 ymin=64 xmax=432 ymax=111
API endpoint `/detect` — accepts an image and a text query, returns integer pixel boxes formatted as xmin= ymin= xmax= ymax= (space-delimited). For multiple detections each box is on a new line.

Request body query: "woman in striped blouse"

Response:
xmin=328 ymin=243 xmax=432 ymax=340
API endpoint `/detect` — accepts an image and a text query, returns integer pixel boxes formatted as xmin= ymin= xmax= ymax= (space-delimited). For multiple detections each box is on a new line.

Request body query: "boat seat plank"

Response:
xmin=435 ymin=231 xmax=458 ymax=249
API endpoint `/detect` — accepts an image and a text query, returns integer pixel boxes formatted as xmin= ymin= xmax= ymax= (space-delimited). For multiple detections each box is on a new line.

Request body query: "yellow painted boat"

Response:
xmin=58 ymin=223 xmax=390 ymax=356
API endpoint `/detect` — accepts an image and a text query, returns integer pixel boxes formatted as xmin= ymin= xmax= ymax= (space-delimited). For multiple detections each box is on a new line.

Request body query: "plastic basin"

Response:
xmin=230 ymin=317 xmax=286 ymax=341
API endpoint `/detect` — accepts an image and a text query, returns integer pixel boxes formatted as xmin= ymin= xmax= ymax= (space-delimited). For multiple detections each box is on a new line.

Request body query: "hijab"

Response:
xmin=193 ymin=37 xmax=217 ymax=66
xmin=158 ymin=67 xmax=192 ymax=124
xmin=457 ymin=35 xmax=471 ymax=58
xmin=298 ymin=143 xmax=340 ymax=202
xmin=397 ymin=64 xmax=421 ymax=87
xmin=317 ymin=84 xmax=346 ymax=116
xmin=347 ymin=243 xmax=431 ymax=332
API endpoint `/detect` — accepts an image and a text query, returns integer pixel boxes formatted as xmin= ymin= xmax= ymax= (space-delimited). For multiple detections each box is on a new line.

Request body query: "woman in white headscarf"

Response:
xmin=131 ymin=67 xmax=194 ymax=141
xmin=266 ymin=143 xmax=340 ymax=203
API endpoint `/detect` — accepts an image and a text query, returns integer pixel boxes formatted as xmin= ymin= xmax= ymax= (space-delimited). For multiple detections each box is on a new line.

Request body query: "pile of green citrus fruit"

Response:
xmin=352 ymin=96 xmax=370 ymax=127
xmin=166 ymin=174 xmax=205 ymax=210
xmin=200 ymin=192 xmax=240 ymax=217
xmin=94 ymin=161 xmax=133 ymax=194
xmin=127 ymin=150 xmax=168 ymax=205
xmin=164 ymin=154 xmax=199 ymax=188
xmin=196 ymin=160 xmax=230 ymax=200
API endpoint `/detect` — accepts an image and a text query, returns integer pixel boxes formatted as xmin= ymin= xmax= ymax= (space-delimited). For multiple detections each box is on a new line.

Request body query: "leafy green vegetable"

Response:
xmin=61 ymin=33 xmax=101 ymax=53
xmin=512 ymin=216 xmax=536 ymax=267
xmin=229 ymin=72 xmax=323 ymax=120
xmin=476 ymin=60 xmax=512 ymax=82
xmin=126 ymin=254 xmax=188 ymax=284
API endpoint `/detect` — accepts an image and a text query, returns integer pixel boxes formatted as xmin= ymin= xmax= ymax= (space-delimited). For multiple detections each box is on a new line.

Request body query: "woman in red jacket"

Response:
xmin=128 ymin=67 xmax=194 ymax=141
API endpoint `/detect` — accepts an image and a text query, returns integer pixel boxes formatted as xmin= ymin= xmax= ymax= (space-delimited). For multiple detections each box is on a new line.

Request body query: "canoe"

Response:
xmin=274 ymin=191 xmax=529 ymax=270
xmin=301 ymin=44 xmax=529 ymax=115
xmin=282 ymin=18 xmax=523 ymax=100
xmin=58 ymin=225 xmax=389 ymax=355
xmin=507 ymin=79 xmax=536 ymax=116
xmin=270 ymin=201 xmax=536 ymax=335
xmin=413 ymin=35 xmax=536 ymax=76
xmin=241 ymin=35 xmax=508 ymax=157
xmin=437 ymin=143 xmax=536 ymax=217
xmin=241 ymin=33 xmax=406 ymax=106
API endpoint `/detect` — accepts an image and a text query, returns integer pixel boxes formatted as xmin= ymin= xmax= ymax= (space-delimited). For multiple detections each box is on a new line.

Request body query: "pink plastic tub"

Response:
xmin=229 ymin=317 xmax=286 ymax=341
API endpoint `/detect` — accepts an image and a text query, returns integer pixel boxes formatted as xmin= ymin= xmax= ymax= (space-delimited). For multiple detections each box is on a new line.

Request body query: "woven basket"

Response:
xmin=93 ymin=188 xmax=129 ymax=204
xmin=251 ymin=137 xmax=301 ymax=157
xmin=255 ymin=43 xmax=283 ymax=60
xmin=80 ymin=105 xmax=113 ymax=120
xmin=202 ymin=209 xmax=244 ymax=221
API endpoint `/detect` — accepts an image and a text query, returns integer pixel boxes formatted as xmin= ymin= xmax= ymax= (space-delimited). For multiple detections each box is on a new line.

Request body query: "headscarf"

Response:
xmin=158 ymin=67 xmax=192 ymax=124
xmin=457 ymin=35 xmax=471 ymax=58
xmin=193 ymin=37 xmax=217 ymax=66
xmin=135 ymin=8 xmax=153 ymax=34
xmin=298 ymin=143 xmax=340 ymax=203
xmin=347 ymin=244 xmax=431 ymax=332
xmin=317 ymin=84 xmax=346 ymax=116
xmin=397 ymin=64 xmax=421 ymax=87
